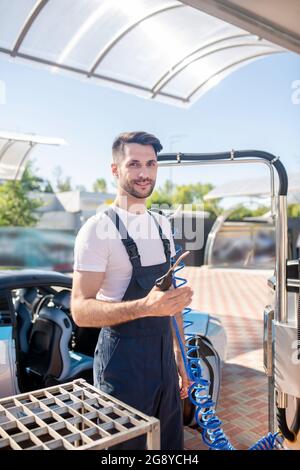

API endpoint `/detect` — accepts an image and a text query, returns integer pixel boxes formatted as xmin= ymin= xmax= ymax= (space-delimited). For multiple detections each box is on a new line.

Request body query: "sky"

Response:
xmin=0 ymin=50 xmax=299 ymax=199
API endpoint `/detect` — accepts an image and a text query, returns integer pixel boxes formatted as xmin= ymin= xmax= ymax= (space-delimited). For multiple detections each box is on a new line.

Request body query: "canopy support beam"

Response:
xmin=187 ymin=50 xmax=282 ymax=100
xmin=12 ymin=0 xmax=49 ymax=56
xmin=88 ymin=3 xmax=184 ymax=77
xmin=152 ymin=41 xmax=276 ymax=97
xmin=179 ymin=0 xmax=300 ymax=54
xmin=0 ymin=140 xmax=14 ymax=163
xmin=0 ymin=46 xmax=188 ymax=104
xmin=14 ymin=143 xmax=36 ymax=181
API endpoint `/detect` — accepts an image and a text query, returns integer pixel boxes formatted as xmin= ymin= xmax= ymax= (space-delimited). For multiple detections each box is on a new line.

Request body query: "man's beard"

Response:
xmin=121 ymin=178 xmax=155 ymax=199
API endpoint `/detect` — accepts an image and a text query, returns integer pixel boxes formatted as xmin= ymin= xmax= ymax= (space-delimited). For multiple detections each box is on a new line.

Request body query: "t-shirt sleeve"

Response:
xmin=73 ymin=215 xmax=109 ymax=272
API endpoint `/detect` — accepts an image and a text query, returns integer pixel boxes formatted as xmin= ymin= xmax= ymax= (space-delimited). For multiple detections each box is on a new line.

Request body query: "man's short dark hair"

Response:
xmin=112 ymin=131 xmax=163 ymax=162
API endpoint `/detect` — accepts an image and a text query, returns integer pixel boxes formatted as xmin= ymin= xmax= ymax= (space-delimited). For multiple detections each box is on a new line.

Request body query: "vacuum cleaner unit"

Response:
xmin=156 ymin=150 xmax=300 ymax=450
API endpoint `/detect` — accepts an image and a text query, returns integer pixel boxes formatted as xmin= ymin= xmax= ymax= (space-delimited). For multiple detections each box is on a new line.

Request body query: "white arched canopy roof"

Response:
xmin=204 ymin=173 xmax=300 ymax=203
xmin=0 ymin=130 xmax=66 ymax=181
xmin=0 ymin=0 xmax=285 ymax=107
xmin=181 ymin=0 xmax=300 ymax=55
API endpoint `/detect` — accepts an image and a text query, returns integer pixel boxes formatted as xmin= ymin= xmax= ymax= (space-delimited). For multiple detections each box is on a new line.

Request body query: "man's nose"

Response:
xmin=137 ymin=166 xmax=150 ymax=178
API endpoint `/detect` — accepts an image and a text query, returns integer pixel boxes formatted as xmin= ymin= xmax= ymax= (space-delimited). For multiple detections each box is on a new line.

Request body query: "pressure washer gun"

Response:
xmin=155 ymin=251 xmax=190 ymax=291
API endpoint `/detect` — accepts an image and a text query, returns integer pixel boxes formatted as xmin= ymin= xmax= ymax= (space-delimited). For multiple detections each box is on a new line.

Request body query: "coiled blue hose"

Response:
xmin=171 ymin=245 xmax=283 ymax=450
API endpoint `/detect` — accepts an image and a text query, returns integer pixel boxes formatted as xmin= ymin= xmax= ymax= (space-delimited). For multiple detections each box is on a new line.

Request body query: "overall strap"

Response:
xmin=104 ymin=207 xmax=142 ymax=269
xmin=148 ymin=210 xmax=171 ymax=262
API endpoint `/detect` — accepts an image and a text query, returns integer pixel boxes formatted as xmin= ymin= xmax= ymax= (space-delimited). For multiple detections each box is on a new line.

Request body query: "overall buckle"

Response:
xmin=163 ymin=239 xmax=171 ymax=258
xmin=124 ymin=240 xmax=140 ymax=261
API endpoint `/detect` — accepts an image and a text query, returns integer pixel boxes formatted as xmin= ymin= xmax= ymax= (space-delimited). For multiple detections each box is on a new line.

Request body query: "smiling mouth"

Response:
xmin=135 ymin=182 xmax=151 ymax=187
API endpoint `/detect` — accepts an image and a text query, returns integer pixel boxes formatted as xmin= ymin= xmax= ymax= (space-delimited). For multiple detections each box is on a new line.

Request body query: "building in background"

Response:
xmin=32 ymin=190 xmax=115 ymax=232
xmin=0 ymin=190 xmax=115 ymax=272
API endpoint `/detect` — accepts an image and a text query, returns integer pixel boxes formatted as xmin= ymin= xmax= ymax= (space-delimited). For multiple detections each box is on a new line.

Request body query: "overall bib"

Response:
xmin=93 ymin=208 xmax=184 ymax=450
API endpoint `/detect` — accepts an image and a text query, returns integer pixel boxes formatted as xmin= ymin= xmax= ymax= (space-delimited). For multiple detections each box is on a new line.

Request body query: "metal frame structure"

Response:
xmin=152 ymin=32 xmax=253 ymax=94
xmin=11 ymin=0 xmax=49 ymax=56
xmin=186 ymin=50 xmax=280 ymax=101
xmin=151 ymin=38 xmax=279 ymax=98
xmin=0 ymin=131 xmax=66 ymax=181
xmin=0 ymin=44 xmax=184 ymax=104
xmin=157 ymin=149 xmax=290 ymax=431
xmin=0 ymin=1 xmax=283 ymax=106
xmin=180 ymin=0 xmax=300 ymax=55
xmin=87 ymin=3 xmax=184 ymax=77
xmin=0 ymin=379 xmax=160 ymax=450
xmin=0 ymin=1 xmax=185 ymax=104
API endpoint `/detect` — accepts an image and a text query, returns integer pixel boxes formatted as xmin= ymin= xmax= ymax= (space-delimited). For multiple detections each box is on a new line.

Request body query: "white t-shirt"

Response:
xmin=73 ymin=205 xmax=176 ymax=301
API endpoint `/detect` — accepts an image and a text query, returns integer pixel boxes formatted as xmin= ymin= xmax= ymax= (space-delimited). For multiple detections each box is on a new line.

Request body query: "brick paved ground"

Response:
xmin=182 ymin=266 xmax=272 ymax=450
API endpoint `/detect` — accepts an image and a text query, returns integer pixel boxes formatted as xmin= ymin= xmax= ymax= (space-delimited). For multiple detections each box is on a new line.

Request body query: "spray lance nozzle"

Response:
xmin=155 ymin=250 xmax=190 ymax=291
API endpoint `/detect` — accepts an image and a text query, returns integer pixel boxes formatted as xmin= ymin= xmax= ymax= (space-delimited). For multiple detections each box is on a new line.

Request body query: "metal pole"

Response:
xmin=275 ymin=195 xmax=288 ymax=409
xmin=275 ymin=195 xmax=288 ymax=324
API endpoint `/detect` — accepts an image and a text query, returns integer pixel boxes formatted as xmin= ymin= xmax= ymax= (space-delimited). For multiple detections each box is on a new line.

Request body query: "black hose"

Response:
xmin=277 ymin=408 xmax=296 ymax=441
xmin=277 ymin=400 xmax=300 ymax=442
xmin=298 ymin=258 xmax=300 ymax=361
xmin=158 ymin=150 xmax=288 ymax=196
xmin=291 ymin=399 xmax=300 ymax=436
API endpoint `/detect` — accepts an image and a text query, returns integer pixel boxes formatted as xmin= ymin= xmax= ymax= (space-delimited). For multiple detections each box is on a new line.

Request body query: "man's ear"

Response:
xmin=111 ymin=162 xmax=118 ymax=178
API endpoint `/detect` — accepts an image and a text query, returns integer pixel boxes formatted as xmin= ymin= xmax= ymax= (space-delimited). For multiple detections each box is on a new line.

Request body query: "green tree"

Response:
xmin=203 ymin=200 xmax=222 ymax=218
xmin=53 ymin=166 xmax=72 ymax=192
xmin=288 ymin=204 xmax=300 ymax=218
xmin=162 ymin=179 xmax=175 ymax=196
xmin=0 ymin=162 xmax=43 ymax=226
xmin=93 ymin=177 xmax=107 ymax=193
xmin=147 ymin=180 xmax=176 ymax=207
xmin=146 ymin=189 xmax=173 ymax=208
xmin=75 ymin=184 xmax=87 ymax=192
xmin=228 ymin=204 xmax=269 ymax=220
xmin=173 ymin=185 xmax=194 ymax=204
xmin=172 ymin=183 xmax=221 ymax=217
xmin=191 ymin=182 xmax=214 ymax=202
xmin=21 ymin=159 xmax=54 ymax=193
xmin=146 ymin=181 xmax=221 ymax=217
xmin=41 ymin=180 xmax=54 ymax=193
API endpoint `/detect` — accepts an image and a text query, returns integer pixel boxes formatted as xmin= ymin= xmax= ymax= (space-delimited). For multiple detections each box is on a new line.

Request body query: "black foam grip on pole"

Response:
xmin=297 ymin=258 xmax=300 ymax=361
xmin=157 ymin=150 xmax=288 ymax=196
xmin=277 ymin=408 xmax=297 ymax=442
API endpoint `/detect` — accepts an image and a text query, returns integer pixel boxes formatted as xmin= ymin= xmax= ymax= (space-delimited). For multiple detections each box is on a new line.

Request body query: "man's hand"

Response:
xmin=174 ymin=350 xmax=193 ymax=400
xmin=143 ymin=285 xmax=193 ymax=318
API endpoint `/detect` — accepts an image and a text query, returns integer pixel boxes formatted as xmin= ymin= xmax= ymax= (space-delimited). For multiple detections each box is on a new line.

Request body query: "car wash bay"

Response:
xmin=183 ymin=266 xmax=270 ymax=450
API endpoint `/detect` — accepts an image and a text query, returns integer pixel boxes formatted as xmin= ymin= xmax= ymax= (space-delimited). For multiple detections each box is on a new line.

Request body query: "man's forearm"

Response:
xmin=171 ymin=311 xmax=187 ymax=356
xmin=72 ymin=297 xmax=148 ymax=328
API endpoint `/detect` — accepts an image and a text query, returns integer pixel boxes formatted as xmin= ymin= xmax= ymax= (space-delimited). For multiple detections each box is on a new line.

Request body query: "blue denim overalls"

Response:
xmin=93 ymin=208 xmax=183 ymax=450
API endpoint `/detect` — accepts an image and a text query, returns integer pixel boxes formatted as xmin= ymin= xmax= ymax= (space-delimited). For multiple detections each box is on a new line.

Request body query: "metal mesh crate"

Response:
xmin=0 ymin=379 xmax=160 ymax=450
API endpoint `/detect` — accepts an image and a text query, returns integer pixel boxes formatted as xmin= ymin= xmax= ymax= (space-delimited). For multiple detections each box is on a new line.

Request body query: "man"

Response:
xmin=71 ymin=131 xmax=193 ymax=450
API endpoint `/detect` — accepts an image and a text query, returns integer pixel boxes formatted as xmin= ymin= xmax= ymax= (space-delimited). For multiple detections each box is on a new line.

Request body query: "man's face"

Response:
xmin=112 ymin=143 xmax=158 ymax=199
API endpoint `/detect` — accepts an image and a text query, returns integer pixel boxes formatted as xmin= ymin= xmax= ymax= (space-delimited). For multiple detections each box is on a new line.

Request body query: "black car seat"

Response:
xmin=15 ymin=287 xmax=38 ymax=355
xmin=27 ymin=304 xmax=93 ymax=387
xmin=52 ymin=289 xmax=100 ymax=357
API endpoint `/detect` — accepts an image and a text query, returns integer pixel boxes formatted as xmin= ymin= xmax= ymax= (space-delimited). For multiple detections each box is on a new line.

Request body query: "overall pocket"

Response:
xmin=95 ymin=332 xmax=120 ymax=383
